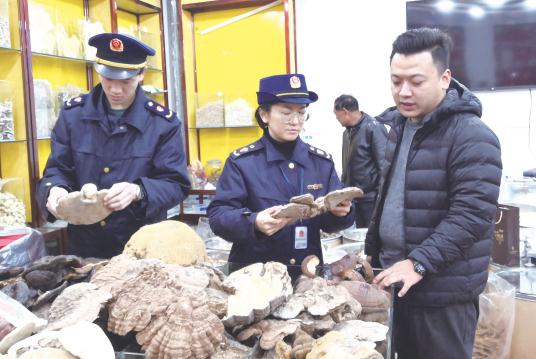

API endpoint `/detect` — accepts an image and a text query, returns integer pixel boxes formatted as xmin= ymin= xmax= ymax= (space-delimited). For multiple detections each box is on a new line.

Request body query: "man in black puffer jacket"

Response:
xmin=367 ymin=28 xmax=502 ymax=359
xmin=334 ymin=94 xmax=388 ymax=228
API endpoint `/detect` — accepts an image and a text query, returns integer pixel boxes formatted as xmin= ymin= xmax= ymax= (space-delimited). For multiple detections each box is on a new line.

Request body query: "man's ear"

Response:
xmin=440 ymin=68 xmax=451 ymax=90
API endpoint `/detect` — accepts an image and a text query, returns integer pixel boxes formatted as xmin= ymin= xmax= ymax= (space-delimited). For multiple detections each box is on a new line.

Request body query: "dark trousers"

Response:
xmin=354 ymin=198 xmax=375 ymax=228
xmin=393 ymin=298 xmax=479 ymax=359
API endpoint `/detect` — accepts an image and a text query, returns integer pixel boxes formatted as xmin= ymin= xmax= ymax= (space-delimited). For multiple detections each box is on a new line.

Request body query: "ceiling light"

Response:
xmin=468 ymin=5 xmax=486 ymax=18
xmin=485 ymin=0 xmax=508 ymax=8
xmin=436 ymin=0 xmax=455 ymax=13
xmin=525 ymin=0 xmax=536 ymax=9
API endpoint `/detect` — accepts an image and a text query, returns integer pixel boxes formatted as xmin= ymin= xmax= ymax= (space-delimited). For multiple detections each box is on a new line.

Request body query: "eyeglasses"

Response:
xmin=273 ymin=110 xmax=310 ymax=124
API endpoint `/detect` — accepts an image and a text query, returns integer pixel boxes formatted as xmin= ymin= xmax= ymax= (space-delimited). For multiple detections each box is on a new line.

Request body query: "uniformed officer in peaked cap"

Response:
xmin=37 ymin=32 xmax=190 ymax=258
xmin=208 ymin=73 xmax=354 ymax=275
xmin=89 ymin=33 xmax=156 ymax=80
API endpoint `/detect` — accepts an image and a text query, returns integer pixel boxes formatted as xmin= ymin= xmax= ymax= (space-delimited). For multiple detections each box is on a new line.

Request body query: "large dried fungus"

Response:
xmin=0 ymin=268 xmax=23 ymax=282
xmin=273 ymin=277 xmax=359 ymax=319
xmin=107 ymin=265 xmax=183 ymax=335
xmin=1 ymin=280 xmax=36 ymax=308
xmin=296 ymin=312 xmax=335 ymax=337
xmin=46 ymin=283 xmax=111 ymax=331
xmin=273 ymin=187 xmax=363 ymax=220
xmin=323 ymin=187 xmax=364 ymax=211
xmin=8 ymin=321 xmax=114 ymax=359
xmin=211 ymin=333 xmax=252 ymax=359
xmin=18 ymin=348 xmax=76 ymax=359
xmin=223 ymin=262 xmax=292 ymax=327
xmin=164 ymin=264 xmax=210 ymax=290
xmin=136 ymin=294 xmax=224 ymax=359
xmin=272 ymin=203 xmax=311 ymax=220
xmin=236 ymin=319 xmax=300 ymax=350
xmin=90 ymin=254 xmax=160 ymax=296
xmin=56 ymin=183 xmax=111 ymax=225
xmin=204 ymin=287 xmax=228 ymax=318
xmin=0 ymin=323 xmax=34 ymax=354
xmin=56 ymin=321 xmax=114 ymax=359
xmin=124 ymin=220 xmax=208 ymax=266
xmin=306 ymin=331 xmax=382 ymax=359
xmin=292 ymin=328 xmax=314 ymax=359
xmin=336 ymin=281 xmax=390 ymax=314
xmin=333 ymin=320 xmax=389 ymax=343
xmin=31 ymin=282 xmax=68 ymax=311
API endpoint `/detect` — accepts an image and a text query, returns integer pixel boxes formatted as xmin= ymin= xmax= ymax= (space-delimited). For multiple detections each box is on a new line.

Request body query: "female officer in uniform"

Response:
xmin=208 ymin=74 xmax=354 ymax=270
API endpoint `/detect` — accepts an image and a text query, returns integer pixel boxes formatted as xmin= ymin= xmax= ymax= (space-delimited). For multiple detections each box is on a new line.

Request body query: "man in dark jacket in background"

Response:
xmin=367 ymin=28 xmax=502 ymax=359
xmin=334 ymin=95 xmax=387 ymax=227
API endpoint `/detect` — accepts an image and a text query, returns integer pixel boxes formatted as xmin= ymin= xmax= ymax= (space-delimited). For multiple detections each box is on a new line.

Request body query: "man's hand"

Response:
xmin=46 ymin=186 xmax=69 ymax=218
xmin=255 ymin=206 xmax=296 ymax=236
xmin=328 ymin=199 xmax=352 ymax=217
xmin=373 ymin=259 xmax=423 ymax=297
xmin=103 ymin=182 xmax=141 ymax=211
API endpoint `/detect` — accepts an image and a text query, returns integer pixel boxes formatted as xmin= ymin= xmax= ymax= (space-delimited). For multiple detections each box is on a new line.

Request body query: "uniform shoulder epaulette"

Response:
xmin=230 ymin=141 xmax=264 ymax=159
xmin=307 ymin=144 xmax=333 ymax=161
xmin=64 ymin=94 xmax=87 ymax=109
xmin=145 ymin=100 xmax=175 ymax=121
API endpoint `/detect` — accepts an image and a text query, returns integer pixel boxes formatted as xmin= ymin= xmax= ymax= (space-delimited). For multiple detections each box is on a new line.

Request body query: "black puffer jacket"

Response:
xmin=341 ymin=112 xmax=388 ymax=199
xmin=366 ymin=80 xmax=502 ymax=305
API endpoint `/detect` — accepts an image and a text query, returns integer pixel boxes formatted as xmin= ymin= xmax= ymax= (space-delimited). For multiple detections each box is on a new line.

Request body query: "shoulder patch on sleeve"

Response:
xmin=64 ymin=94 xmax=87 ymax=109
xmin=230 ymin=140 xmax=264 ymax=159
xmin=145 ymin=100 xmax=175 ymax=121
xmin=308 ymin=145 xmax=333 ymax=161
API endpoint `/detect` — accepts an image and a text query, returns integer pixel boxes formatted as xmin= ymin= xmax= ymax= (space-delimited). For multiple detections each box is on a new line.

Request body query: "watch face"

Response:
xmin=414 ymin=262 xmax=426 ymax=276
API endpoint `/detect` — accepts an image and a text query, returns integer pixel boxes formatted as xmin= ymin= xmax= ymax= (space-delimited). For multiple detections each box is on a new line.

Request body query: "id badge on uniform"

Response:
xmin=294 ymin=226 xmax=308 ymax=249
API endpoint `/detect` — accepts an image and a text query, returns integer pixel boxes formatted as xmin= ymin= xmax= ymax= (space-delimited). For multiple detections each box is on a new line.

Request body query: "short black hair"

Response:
xmin=334 ymin=94 xmax=359 ymax=112
xmin=390 ymin=27 xmax=453 ymax=73
xmin=254 ymin=104 xmax=271 ymax=129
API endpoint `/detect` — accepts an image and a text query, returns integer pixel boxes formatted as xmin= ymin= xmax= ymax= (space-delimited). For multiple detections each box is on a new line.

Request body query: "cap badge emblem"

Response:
xmin=110 ymin=38 xmax=124 ymax=52
xmin=290 ymin=75 xmax=301 ymax=89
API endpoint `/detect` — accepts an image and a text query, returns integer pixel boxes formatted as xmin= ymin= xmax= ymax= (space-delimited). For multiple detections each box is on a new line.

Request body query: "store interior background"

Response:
xmin=292 ymin=0 xmax=535 ymax=179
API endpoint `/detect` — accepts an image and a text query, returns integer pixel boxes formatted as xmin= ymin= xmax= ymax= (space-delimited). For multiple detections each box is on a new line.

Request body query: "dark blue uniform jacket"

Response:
xmin=36 ymin=84 xmax=190 ymax=258
xmin=208 ymin=134 xmax=354 ymax=267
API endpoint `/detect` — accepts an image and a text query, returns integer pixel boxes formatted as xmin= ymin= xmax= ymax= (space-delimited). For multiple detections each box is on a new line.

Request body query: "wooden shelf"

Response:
xmin=32 ymin=52 xmax=89 ymax=64
xmin=116 ymin=0 xmax=160 ymax=15
xmin=182 ymin=0 xmax=275 ymax=13
xmin=0 ymin=45 xmax=21 ymax=53
xmin=0 ymin=139 xmax=27 ymax=144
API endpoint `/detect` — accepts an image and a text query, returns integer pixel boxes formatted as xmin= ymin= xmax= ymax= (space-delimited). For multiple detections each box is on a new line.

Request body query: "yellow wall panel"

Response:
xmin=139 ymin=14 xmax=162 ymax=70
xmin=188 ymin=4 xmax=287 ymax=167
xmin=32 ymin=57 xmax=87 ymax=91
xmin=6 ymin=0 xmax=21 ymax=49
xmin=0 ymin=53 xmax=27 ymax=140
xmin=30 ymin=0 xmax=85 ymax=42
xmin=88 ymin=0 xmax=112 ymax=32
xmin=0 ymin=142 xmax=32 ymax=221
xmin=117 ymin=10 xmax=138 ymax=36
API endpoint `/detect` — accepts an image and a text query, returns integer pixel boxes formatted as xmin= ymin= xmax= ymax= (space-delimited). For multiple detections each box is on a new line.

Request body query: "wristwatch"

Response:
xmin=136 ymin=184 xmax=145 ymax=201
xmin=412 ymin=260 xmax=427 ymax=277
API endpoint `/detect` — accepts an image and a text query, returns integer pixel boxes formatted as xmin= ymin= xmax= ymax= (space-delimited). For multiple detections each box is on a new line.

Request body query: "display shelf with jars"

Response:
xmin=28 ymin=0 xmax=112 ymax=202
xmin=178 ymin=0 xmax=296 ymax=220
xmin=116 ymin=0 xmax=167 ymax=105
xmin=0 ymin=0 xmax=169 ymax=226
xmin=0 ymin=0 xmax=31 ymax=222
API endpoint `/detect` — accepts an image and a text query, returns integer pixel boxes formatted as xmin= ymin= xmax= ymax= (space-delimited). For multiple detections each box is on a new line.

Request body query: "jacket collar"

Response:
xmin=261 ymin=133 xmax=310 ymax=168
xmin=81 ymin=84 xmax=149 ymax=132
